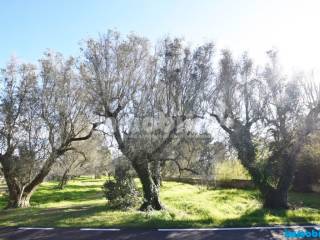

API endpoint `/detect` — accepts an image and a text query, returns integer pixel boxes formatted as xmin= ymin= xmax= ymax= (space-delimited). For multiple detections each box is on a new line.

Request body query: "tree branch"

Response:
xmin=67 ymin=122 xmax=102 ymax=143
xmin=210 ymin=113 xmax=233 ymax=134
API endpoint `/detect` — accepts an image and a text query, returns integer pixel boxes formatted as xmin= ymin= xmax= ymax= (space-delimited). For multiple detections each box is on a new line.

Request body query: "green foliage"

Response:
xmin=103 ymin=166 xmax=140 ymax=210
xmin=103 ymin=178 xmax=140 ymax=210
xmin=293 ymin=134 xmax=320 ymax=192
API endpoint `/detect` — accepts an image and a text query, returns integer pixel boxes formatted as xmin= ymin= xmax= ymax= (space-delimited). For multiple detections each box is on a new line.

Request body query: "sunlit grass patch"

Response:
xmin=0 ymin=177 xmax=319 ymax=228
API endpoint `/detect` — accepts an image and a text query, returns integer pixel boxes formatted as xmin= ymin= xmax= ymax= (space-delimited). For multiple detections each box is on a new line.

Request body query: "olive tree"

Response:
xmin=210 ymin=50 xmax=320 ymax=208
xmin=81 ymin=31 xmax=213 ymax=210
xmin=0 ymin=54 xmax=98 ymax=208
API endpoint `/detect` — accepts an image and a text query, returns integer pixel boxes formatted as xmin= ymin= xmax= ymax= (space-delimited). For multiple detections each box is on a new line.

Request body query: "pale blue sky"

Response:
xmin=1 ymin=0 xmax=320 ymax=71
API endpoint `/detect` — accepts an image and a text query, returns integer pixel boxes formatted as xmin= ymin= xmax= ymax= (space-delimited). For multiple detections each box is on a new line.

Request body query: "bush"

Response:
xmin=103 ymin=164 xmax=140 ymax=209
xmin=293 ymin=134 xmax=320 ymax=192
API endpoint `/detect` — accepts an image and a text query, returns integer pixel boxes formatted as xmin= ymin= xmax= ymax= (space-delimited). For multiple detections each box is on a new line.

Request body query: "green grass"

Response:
xmin=0 ymin=177 xmax=319 ymax=228
xmin=214 ymin=159 xmax=250 ymax=180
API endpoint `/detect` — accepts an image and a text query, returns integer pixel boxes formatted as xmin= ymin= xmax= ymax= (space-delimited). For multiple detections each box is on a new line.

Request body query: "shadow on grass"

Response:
xmin=0 ymin=205 xmax=317 ymax=229
xmin=0 ymin=179 xmax=319 ymax=228
xmin=220 ymin=208 xmax=315 ymax=227
xmin=31 ymin=184 xmax=104 ymax=205
xmin=220 ymin=192 xmax=320 ymax=228
xmin=0 ymin=182 xmax=104 ymax=208
xmin=289 ymin=192 xmax=320 ymax=209
xmin=0 ymin=196 xmax=6 ymax=209
xmin=0 ymin=203 xmax=216 ymax=228
xmin=0 ymin=205 xmax=106 ymax=227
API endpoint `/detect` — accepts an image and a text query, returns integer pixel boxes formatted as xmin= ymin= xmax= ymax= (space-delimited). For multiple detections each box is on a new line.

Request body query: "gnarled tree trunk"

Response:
xmin=4 ymin=173 xmax=34 ymax=209
xmin=264 ymin=151 xmax=298 ymax=209
xmin=2 ymin=155 xmax=54 ymax=209
xmin=262 ymin=188 xmax=289 ymax=209
xmin=132 ymin=159 xmax=163 ymax=211
xmin=151 ymin=160 xmax=161 ymax=188
xmin=6 ymin=189 xmax=33 ymax=208
xmin=230 ymin=125 xmax=292 ymax=209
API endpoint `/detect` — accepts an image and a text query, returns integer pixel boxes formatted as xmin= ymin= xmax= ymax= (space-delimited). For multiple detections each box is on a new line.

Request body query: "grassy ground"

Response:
xmin=214 ymin=159 xmax=250 ymax=180
xmin=0 ymin=177 xmax=319 ymax=228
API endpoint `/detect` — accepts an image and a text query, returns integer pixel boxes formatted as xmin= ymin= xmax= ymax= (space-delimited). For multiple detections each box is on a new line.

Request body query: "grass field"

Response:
xmin=0 ymin=177 xmax=319 ymax=228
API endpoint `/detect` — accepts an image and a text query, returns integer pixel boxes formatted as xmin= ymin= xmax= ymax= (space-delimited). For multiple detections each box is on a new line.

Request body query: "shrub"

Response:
xmin=293 ymin=163 xmax=318 ymax=192
xmin=293 ymin=135 xmax=320 ymax=192
xmin=103 ymin=164 xmax=140 ymax=209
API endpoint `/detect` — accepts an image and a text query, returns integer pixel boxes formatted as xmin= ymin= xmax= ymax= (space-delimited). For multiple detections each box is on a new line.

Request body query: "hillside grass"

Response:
xmin=0 ymin=177 xmax=319 ymax=228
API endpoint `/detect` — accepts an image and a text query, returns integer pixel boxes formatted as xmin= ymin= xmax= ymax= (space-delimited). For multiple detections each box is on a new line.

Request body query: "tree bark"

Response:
xmin=230 ymin=125 xmax=291 ymax=209
xmin=132 ymin=159 xmax=163 ymax=211
xmin=151 ymin=160 xmax=161 ymax=188
xmin=4 ymin=173 xmax=34 ymax=209
xmin=264 ymin=151 xmax=299 ymax=209
xmin=262 ymin=188 xmax=289 ymax=209
xmin=57 ymin=169 xmax=70 ymax=190
xmin=1 ymin=154 xmax=55 ymax=209
xmin=6 ymin=190 xmax=33 ymax=208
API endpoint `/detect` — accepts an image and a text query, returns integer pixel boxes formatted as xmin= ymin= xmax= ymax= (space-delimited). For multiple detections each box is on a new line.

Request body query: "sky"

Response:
xmin=1 ymin=0 xmax=320 ymax=72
